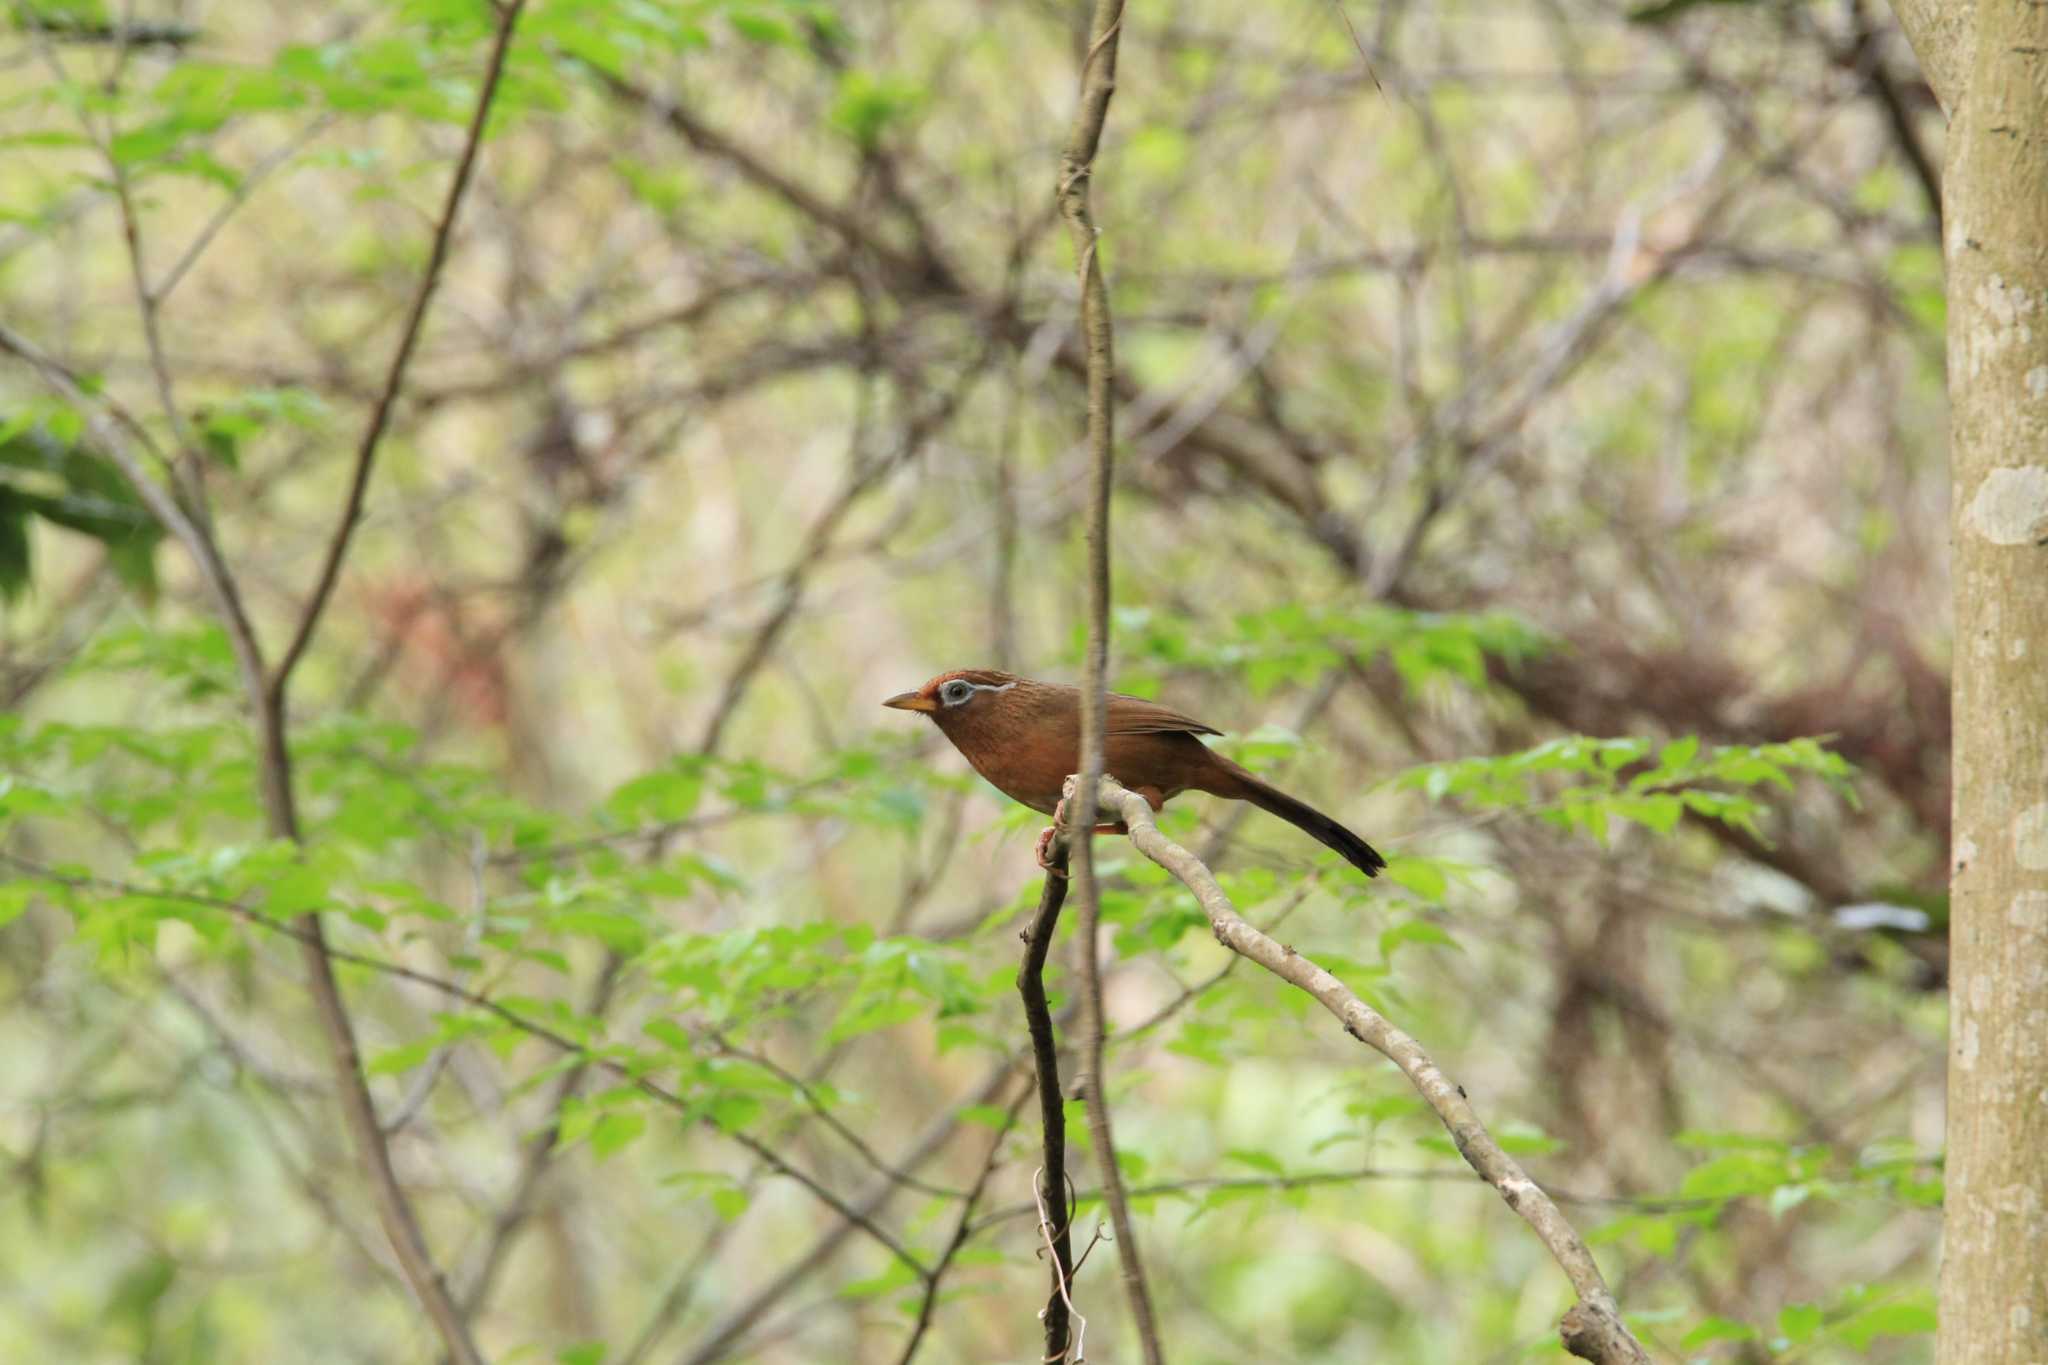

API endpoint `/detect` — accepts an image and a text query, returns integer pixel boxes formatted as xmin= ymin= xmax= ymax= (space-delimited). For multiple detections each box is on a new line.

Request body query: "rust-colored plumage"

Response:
xmin=883 ymin=669 xmax=1384 ymax=878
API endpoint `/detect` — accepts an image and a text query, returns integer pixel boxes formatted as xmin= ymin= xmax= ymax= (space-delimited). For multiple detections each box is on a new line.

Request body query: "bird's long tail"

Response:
xmin=1216 ymin=767 xmax=1386 ymax=878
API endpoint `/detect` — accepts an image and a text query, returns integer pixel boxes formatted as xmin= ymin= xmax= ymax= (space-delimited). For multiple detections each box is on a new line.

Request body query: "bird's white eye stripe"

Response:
xmin=937 ymin=679 xmax=1015 ymax=706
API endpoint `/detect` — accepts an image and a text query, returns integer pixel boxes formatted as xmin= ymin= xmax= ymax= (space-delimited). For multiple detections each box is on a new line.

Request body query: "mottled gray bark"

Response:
xmin=1890 ymin=3 xmax=2048 ymax=1360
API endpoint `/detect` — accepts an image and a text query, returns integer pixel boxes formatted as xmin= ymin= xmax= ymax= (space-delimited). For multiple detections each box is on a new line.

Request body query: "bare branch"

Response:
xmin=456 ymin=956 xmax=624 ymax=1320
xmin=1016 ymin=843 xmax=1078 ymax=1361
xmin=268 ymin=1 xmax=527 ymax=703
xmin=893 ymin=1086 xmax=1029 ymax=1365
xmin=1088 ymin=775 xmax=1653 ymax=1365
xmin=154 ymin=118 xmax=337 ymax=304
xmin=1053 ymin=1 xmax=1163 ymax=1361
xmin=670 ymin=1058 xmax=1030 ymax=1365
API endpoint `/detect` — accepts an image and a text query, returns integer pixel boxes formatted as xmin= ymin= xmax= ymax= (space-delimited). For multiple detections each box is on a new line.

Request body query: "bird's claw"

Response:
xmin=1035 ymin=824 xmax=1068 ymax=877
xmin=1036 ymin=796 xmax=1073 ymax=875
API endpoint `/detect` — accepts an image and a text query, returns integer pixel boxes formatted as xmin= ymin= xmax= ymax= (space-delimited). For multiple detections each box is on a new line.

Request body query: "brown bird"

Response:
xmin=883 ymin=669 xmax=1384 ymax=878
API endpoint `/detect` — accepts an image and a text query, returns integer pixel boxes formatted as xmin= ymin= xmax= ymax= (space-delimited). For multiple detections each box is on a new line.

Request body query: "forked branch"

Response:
xmin=1083 ymin=775 xmax=1653 ymax=1365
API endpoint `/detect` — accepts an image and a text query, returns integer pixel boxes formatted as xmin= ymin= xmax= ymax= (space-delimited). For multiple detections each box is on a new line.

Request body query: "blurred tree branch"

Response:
xmin=0 ymin=853 xmax=931 ymax=1281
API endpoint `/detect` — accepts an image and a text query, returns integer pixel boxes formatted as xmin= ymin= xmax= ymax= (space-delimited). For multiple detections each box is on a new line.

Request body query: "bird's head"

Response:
xmin=882 ymin=669 xmax=1022 ymax=726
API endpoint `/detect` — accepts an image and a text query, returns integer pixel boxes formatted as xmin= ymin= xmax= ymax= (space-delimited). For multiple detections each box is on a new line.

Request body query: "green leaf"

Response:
xmin=1657 ymin=734 xmax=1700 ymax=772
xmin=0 ymin=881 xmax=35 ymax=927
xmin=839 ymin=1260 xmax=920 ymax=1299
xmin=1838 ymin=1299 xmax=1936 ymax=1348
xmin=1680 ymin=1316 xmax=1758 ymax=1349
xmin=1378 ymin=918 xmax=1460 ymax=959
xmin=709 ymin=1183 xmax=750 ymax=1221
xmin=1629 ymin=0 xmax=1759 ymax=24
xmin=1674 ymin=1130 xmax=1791 ymax=1153
xmin=829 ymin=71 xmax=926 ymax=149
xmin=1382 ymin=856 xmax=1447 ymax=901
xmin=109 ymin=120 xmax=194 ymax=168
xmin=1616 ymin=794 xmax=1684 ymax=834
xmin=556 ymin=1342 xmax=606 ymax=1365
xmin=1223 ymin=1147 xmax=1284 ymax=1176
xmin=1493 ymin=1120 xmax=1564 ymax=1156
xmin=365 ymin=1037 xmax=441 ymax=1077
xmin=264 ymin=861 xmax=330 ymax=917
xmin=728 ymin=11 xmax=797 ymax=44
xmin=1778 ymin=1303 xmax=1823 ymax=1344
xmin=106 ymin=1252 xmax=177 ymax=1329
xmin=644 ymin=1018 xmax=692 ymax=1053
xmin=0 ymin=490 xmax=31 ymax=600
xmin=0 ymin=776 xmax=67 ymax=820
xmin=607 ymin=765 xmax=703 ymax=823
xmin=589 ymin=1111 xmax=647 ymax=1159
xmin=957 ymin=1104 xmax=1012 ymax=1129
xmin=1 ymin=425 xmax=163 ymax=596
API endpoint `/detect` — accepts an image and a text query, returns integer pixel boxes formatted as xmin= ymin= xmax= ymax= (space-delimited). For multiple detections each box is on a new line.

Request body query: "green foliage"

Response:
xmin=830 ymin=71 xmax=926 ymax=149
xmin=192 ymin=387 xmax=331 ymax=472
xmin=0 ymin=0 xmax=1949 ymax=1360
xmin=0 ymin=419 xmax=161 ymax=599
xmin=1400 ymin=733 xmax=1857 ymax=843
xmin=1627 ymin=0 xmax=1769 ymax=25
xmin=1110 ymin=602 xmax=1550 ymax=697
xmin=0 ymin=578 xmax=1906 ymax=1363
xmin=1675 ymin=1285 xmax=1937 ymax=1356
xmin=1592 ymin=1133 xmax=1942 ymax=1267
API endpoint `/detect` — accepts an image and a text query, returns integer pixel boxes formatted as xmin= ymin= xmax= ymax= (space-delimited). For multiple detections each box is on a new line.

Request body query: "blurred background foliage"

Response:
xmin=0 ymin=0 xmax=1949 ymax=1360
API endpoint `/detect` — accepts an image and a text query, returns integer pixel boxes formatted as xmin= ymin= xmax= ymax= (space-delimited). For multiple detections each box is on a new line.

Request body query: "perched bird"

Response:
xmin=883 ymin=668 xmax=1384 ymax=878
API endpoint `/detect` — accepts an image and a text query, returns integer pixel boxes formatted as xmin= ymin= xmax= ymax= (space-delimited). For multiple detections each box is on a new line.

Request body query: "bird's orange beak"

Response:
xmin=882 ymin=690 xmax=936 ymax=713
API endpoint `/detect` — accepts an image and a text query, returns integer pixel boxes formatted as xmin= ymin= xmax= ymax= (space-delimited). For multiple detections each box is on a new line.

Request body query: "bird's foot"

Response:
xmin=1036 ymin=796 xmax=1127 ymax=875
xmin=1034 ymin=824 xmax=1068 ymax=877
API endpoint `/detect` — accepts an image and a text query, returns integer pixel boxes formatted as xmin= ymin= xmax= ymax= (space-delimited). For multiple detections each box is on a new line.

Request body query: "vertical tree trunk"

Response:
xmin=1903 ymin=2 xmax=2048 ymax=1359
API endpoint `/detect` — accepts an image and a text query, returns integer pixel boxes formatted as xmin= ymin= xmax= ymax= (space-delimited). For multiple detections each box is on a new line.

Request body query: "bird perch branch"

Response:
xmin=1016 ymin=842 xmax=1080 ymax=1360
xmin=1080 ymin=774 xmax=1653 ymax=1365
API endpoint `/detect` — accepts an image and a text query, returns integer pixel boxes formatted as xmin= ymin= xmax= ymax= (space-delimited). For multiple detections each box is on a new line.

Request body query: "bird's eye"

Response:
xmin=940 ymin=681 xmax=974 ymax=706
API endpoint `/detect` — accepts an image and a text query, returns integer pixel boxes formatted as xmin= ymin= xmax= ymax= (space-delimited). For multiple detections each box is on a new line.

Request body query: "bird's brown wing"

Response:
xmin=1103 ymin=691 xmax=1223 ymax=737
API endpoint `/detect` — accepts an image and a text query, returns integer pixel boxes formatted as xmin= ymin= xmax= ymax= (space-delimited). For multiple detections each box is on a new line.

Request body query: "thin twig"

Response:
xmin=0 ymin=853 xmax=929 ymax=1284
xmin=669 ymin=1057 xmax=1031 ymax=1365
xmin=267 ymin=3 xmax=526 ymax=703
xmin=154 ymin=118 xmax=337 ymax=303
xmin=1092 ymin=776 xmax=1652 ymax=1365
xmin=456 ymin=955 xmax=625 ymax=1320
xmin=1053 ymin=2 xmax=1164 ymax=1361
xmin=711 ymin=1036 xmax=967 ymax=1200
xmin=893 ymin=1085 xmax=1030 ymax=1365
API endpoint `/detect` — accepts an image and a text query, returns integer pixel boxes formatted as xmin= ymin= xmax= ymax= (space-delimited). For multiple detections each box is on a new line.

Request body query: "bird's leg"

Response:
xmin=1036 ymin=794 xmax=1124 ymax=875
xmin=1034 ymin=823 xmax=1066 ymax=876
xmin=1035 ymin=795 xmax=1071 ymax=876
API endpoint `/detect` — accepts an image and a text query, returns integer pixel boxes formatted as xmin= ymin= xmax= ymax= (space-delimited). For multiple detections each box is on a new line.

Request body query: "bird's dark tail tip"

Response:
xmin=1239 ymin=777 xmax=1387 ymax=879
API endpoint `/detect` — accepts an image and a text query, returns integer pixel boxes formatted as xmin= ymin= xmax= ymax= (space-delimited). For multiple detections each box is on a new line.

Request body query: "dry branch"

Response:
xmin=267 ymin=1 xmax=526 ymax=702
xmin=1016 ymin=842 xmax=1078 ymax=1360
xmin=1053 ymin=1 xmax=1163 ymax=1361
xmin=1083 ymin=774 xmax=1653 ymax=1365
